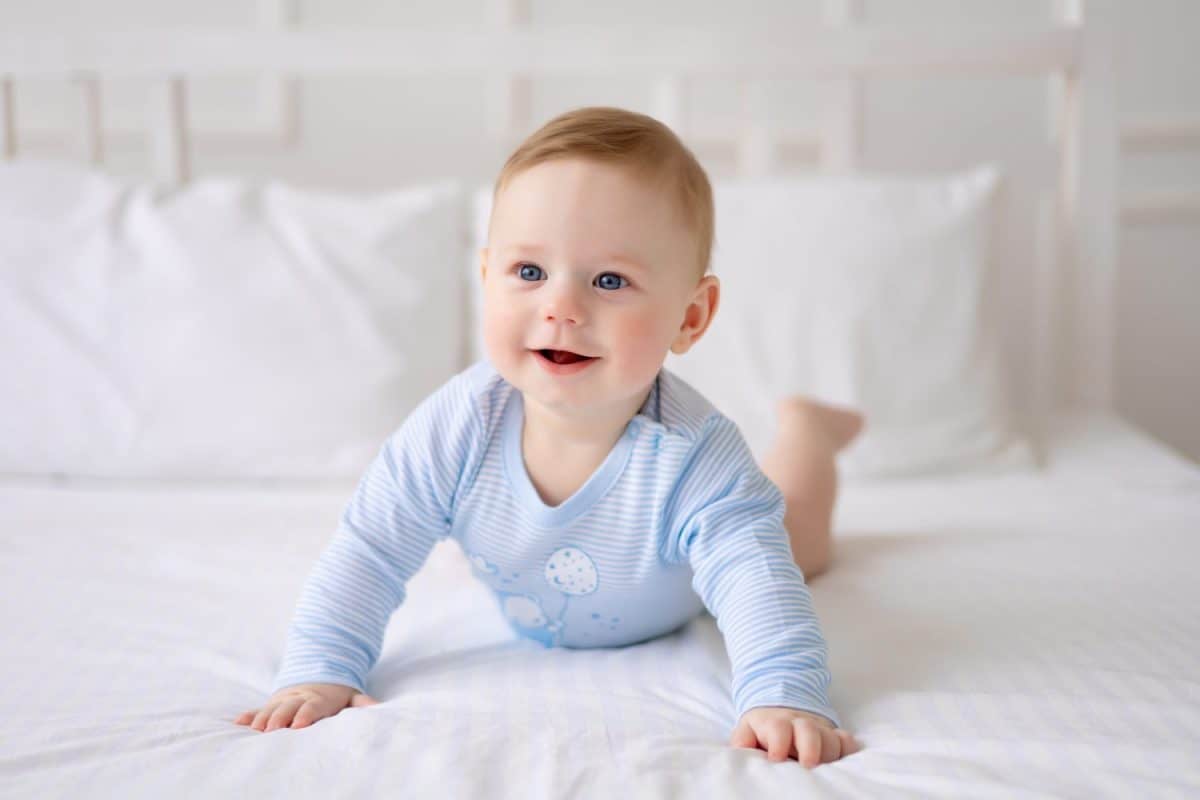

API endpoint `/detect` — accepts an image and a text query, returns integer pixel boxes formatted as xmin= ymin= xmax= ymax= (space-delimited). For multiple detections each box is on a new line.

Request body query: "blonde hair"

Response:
xmin=491 ymin=106 xmax=714 ymax=279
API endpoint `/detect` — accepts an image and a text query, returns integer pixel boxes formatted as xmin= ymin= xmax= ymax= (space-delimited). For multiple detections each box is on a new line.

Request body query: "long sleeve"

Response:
xmin=666 ymin=414 xmax=840 ymax=728
xmin=271 ymin=368 xmax=486 ymax=694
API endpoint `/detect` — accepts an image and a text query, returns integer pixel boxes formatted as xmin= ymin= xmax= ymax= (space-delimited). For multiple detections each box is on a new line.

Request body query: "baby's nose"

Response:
xmin=544 ymin=306 xmax=580 ymax=325
xmin=542 ymin=286 xmax=586 ymax=325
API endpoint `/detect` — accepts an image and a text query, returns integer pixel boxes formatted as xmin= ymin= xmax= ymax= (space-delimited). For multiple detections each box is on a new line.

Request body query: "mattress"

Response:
xmin=1 ymin=412 xmax=1197 ymax=799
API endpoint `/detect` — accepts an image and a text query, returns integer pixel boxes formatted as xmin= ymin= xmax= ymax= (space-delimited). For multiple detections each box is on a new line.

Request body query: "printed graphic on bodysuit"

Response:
xmin=500 ymin=594 xmax=547 ymax=627
xmin=543 ymin=546 xmax=599 ymax=645
xmin=544 ymin=547 xmax=599 ymax=595
xmin=463 ymin=546 xmax=610 ymax=646
xmin=468 ymin=553 xmax=498 ymax=575
xmin=495 ymin=592 xmax=557 ymax=646
xmin=464 ymin=549 xmax=553 ymax=643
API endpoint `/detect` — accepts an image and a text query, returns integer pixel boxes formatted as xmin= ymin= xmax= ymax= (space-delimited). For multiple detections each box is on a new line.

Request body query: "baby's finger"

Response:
xmin=836 ymin=729 xmax=862 ymax=756
xmin=761 ymin=720 xmax=792 ymax=762
xmin=291 ymin=700 xmax=324 ymax=729
xmin=234 ymin=709 xmax=257 ymax=726
xmin=791 ymin=720 xmax=822 ymax=768
xmin=816 ymin=725 xmax=843 ymax=765
xmin=250 ymin=703 xmax=279 ymax=732
xmin=265 ymin=698 xmax=305 ymax=732
xmin=728 ymin=718 xmax=758 ymax=749
xmin=349 ymin=693 xmax=379 ymax=708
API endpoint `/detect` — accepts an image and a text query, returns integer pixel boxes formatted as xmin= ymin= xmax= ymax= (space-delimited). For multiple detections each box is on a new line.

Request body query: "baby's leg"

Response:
xmin=758 ymin=398 xmax=864 ymax=581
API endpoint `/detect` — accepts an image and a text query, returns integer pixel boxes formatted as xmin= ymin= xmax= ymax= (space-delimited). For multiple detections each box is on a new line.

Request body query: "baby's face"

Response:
xmin=481 ymin=158 xmax=703 ymax=420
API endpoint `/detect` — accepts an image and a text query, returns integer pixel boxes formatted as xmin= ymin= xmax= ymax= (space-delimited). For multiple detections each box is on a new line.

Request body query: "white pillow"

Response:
xmin=0 ymin=160 xmax=466 ymax=480
xmin=469 ymin=166 xmax=1030 ymax=479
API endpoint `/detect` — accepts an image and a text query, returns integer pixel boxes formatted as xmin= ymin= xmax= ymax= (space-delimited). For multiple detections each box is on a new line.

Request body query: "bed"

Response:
xmin=2 ymin=7 xmax=1198 ymax=800
xmin=1 ymin=411 xmax=1196 ymax=798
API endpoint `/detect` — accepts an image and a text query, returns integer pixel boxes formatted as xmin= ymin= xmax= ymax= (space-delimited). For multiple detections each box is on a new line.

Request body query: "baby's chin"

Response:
xmin=529 ymin=374 xmax=664 ymax=419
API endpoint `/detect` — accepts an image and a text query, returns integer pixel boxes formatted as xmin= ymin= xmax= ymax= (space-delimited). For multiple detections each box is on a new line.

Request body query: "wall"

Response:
xmin=3 ymin=0 xmax=1197 ymax=461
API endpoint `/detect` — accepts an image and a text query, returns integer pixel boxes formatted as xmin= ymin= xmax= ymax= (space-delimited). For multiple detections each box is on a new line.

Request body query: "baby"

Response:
xmin=236 ymin=106 xmax=864 ymax=767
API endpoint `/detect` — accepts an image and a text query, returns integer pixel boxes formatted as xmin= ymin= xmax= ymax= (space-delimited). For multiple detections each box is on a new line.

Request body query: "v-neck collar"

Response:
xmin=502 ymin=378 xmax=659 ymax=528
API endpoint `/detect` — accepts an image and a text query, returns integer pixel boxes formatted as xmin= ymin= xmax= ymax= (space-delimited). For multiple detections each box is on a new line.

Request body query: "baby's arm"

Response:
xmin=669 ymin=415 xmax=858 ymax=764
xmin=269 ymin=438 xmax=449 ymax=693
xmin=236 ymin=372 xmax=484 ymax=732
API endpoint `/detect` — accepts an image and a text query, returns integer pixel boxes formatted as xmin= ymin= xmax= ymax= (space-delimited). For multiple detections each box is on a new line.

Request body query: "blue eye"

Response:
xmin=595 ymin=272 xmax=628 ymax=291
xmin=518 ymin=263 xmax=544 ymax=282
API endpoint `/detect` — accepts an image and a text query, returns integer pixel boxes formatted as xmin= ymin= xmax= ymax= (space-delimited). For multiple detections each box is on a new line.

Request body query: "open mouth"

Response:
xmin=536 ymin=349 xmax=596 ymax=365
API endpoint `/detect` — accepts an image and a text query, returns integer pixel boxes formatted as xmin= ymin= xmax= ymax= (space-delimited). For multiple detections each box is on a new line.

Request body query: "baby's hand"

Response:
xmin=234 ymin=683 xmax=378 ymax=732
xmin=729 ymin=707 xmax=861 ymax=767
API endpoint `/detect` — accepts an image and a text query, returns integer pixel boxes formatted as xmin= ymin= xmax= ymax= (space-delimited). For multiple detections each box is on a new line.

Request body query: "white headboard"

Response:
xmin=0 ymin=3 xmax=1119 ymax=437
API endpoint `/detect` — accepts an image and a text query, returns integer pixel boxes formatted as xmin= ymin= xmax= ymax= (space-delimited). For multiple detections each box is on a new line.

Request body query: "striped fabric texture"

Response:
xmin=273 ymin=359 xmax=839 ymax=726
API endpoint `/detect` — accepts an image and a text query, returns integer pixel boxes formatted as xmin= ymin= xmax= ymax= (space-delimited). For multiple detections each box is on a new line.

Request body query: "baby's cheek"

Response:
xmin=483 ymin=295 xmax=520 ymax=336
xmin=482 ymin=305 xmax=522 ymax=363
xmin=615 ymin=314 xmax=672 ymax=368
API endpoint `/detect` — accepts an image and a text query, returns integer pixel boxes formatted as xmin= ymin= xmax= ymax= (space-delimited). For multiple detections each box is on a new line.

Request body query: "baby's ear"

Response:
xmin=478 ymin=247 xmax=488 ymax=282
xmin=670 ymin=274 xmax=720 ymax=355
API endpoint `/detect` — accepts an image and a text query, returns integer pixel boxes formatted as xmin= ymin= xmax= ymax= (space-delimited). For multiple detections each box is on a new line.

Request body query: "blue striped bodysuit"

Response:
xmin=273 ymin=358 xmax=840 ymax=726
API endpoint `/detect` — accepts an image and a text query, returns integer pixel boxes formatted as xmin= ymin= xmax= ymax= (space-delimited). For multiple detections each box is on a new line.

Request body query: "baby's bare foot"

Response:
xmin=773 ymin=397 xmax=865 ymax=453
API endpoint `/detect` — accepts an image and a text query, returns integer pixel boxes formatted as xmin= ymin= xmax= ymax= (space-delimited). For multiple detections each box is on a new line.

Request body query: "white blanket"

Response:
xmin=1 ymin=413 xmax=1198 ymax=799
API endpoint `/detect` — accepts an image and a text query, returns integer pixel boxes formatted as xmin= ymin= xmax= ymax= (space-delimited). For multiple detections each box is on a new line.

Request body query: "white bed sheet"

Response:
xmin=1 ymin=412 xmax=1197 ymax=799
